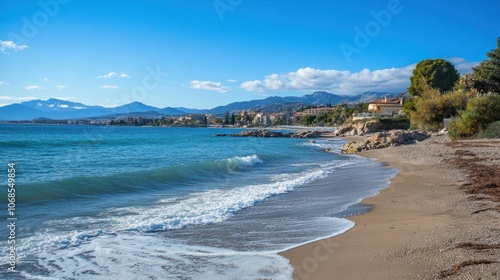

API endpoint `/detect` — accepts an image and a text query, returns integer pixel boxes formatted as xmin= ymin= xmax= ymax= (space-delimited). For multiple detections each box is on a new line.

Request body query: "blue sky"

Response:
xmin=1 ymin=0 xmax=499 ymax=109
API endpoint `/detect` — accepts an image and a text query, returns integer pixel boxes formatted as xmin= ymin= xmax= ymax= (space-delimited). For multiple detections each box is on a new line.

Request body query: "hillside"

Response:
xmin=0 ymin=91 xmax=400 ymax=121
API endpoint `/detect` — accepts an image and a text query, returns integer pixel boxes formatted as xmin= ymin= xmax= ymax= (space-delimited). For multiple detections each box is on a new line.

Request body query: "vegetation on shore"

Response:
xmin=405 ymin=37 xmax=500 ymax=139
xmin=448 ymin=95 xmax=500 ymax=139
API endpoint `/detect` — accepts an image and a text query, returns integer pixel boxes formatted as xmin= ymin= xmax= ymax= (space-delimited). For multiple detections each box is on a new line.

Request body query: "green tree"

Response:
xmin=300 ymin=115 xmax=316 ymax=126
xmin=230 ymin=113 xmax=235 ymax=125
xmin=472 ymin=37 xmax=500 ymax=93
xmin=403 ymin=98 xmax=416 ymax=115
xmin=272 ymin=116 xmax=285 ymax=126
xmin=408 ymin=59 xmax=459 ymax=97
xmin=245 ymin=114 xmax=253 ymax=125
xmin=223 ymin=111 xmax=230 ymax=125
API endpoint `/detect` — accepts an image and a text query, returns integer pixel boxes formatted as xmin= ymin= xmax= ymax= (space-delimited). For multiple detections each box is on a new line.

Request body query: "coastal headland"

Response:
xmin=281 ymin=135 xmax=500 ymax=279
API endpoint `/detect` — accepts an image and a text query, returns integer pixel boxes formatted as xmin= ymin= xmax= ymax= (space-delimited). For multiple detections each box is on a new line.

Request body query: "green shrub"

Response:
xmin=410 ymin=88 xmax=469 ymax=131
xmin=448 ymin=94 xmax=500 ymax=139
xmin=448 ymin=111 xmax=477 ymax=139
xmin=477 ymin=121 xmax=500 ymax=139
xmin=466 ymin=94 xmax=500 ymax=124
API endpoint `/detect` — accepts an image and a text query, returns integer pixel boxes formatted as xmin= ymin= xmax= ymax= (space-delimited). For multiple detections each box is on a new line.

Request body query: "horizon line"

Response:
xmin=0 ymin=90 xmax=404 ymax=110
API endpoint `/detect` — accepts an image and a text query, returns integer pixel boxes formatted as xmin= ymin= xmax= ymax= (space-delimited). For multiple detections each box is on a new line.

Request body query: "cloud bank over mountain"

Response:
xmin=240 ymin=64 xmax=415 ymax=94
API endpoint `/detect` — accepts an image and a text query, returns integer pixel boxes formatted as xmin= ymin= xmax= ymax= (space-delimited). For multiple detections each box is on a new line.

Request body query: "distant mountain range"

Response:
xmin=0 ymin=92 xmax=401 ymax=121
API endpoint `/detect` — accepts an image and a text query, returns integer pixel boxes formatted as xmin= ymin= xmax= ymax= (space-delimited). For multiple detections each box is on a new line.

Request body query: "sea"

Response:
xmin=0 ymin=124 xmax=397 ymax=279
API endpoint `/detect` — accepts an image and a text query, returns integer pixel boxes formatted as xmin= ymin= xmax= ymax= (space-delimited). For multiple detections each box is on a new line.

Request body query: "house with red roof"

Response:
xmin=367 ymin=96 xmax=404 ymax=116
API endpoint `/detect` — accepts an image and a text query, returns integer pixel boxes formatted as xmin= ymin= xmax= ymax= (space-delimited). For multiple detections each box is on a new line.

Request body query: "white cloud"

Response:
xmin=0 ymin=40 xmax=28 ymax=54
xmin=190 ymin=80 xmax=232 ymax=93
xmin=43 ymin=78 xmax=49 ymax=82
xmin=449 ymin=57 xmax=480 ymax=75
xmin=25 ymin=85 xmax=43 ymax=90
xmin=227 ymin=79 xmax=237 ymax=83
xmin=55 ymin=84 xmax=66 ymax=90
xmin=0 ymin=81 xmax=8 ymax=86
xmin=0 ymin=96 xmax=36 ymax=101
xmin=100 ymin=85 xmax=118 ymax=89
xmin=97 ymin=72 xmax=118 ymax=79
xmin=97 ymin=72 xmax=131 ymax=79
xmin=240 ymin=65 xmax=416 ymax=94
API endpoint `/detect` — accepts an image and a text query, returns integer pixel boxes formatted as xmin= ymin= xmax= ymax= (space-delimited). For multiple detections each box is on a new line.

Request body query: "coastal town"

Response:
xmin=4 ymin=94 xmax=407 ymax=129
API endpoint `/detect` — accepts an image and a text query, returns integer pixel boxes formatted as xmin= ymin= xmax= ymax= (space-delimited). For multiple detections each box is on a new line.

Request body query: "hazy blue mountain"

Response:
xmin=0 ymin=92 xmax=400 ymax=121
xmin=207 ymin=91 xmax=398 ymax=114
xmin=110 ymin=102 xmax=160 ymax=114
xmin=0 ymin=99 xmax=168 ymax=121
xmin=172 ymin=107 xmax=207 ymax=114
xmin=21 ymin=98 xmax=105 ymax=112
xmin=158 ymin=107 xmax=190 ymax=116
xmin=18 ymin=98 xmax=111 ymax=119
xmin=0 ymin=104 xmax=45 ymax=120
xmin=89 ymin=111 xmax=167 ymax=120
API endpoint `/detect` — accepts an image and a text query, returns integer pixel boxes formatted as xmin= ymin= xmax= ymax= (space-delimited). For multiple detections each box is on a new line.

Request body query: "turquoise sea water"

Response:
xmin=0 ymin=124 xmax=397 ymax=279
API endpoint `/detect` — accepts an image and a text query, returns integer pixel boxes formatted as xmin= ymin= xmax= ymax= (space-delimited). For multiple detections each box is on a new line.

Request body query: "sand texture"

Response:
xmin=280 ymin=135 xmax=500 ymax=280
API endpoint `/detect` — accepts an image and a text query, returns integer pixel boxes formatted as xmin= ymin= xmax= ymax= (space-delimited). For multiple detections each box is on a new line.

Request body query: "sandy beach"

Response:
xmin=280 ymin=135 xmax=500 ymax=279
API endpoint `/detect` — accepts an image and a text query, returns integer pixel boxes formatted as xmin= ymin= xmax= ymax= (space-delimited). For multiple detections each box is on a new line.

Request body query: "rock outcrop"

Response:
xmin=290 ymin=130 xmax=322 ymax=138
xmin=217 ymin=129 xmax=323 ymax=138
xmin=230 ymin=130 xmax=289 ymax=137
xmin=334 ymin=120 xmax=383 ymax=137
xmin=340 ymin=130 xmax=429 ymax=154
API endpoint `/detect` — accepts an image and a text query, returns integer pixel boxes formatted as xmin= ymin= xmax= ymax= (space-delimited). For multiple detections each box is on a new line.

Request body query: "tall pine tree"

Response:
xmin=224 ymin=111 xmax=230 ymax=125
xmin=472 ymin=37 xmax=500 ymax=94
xmin=230 ymin=113 xmax=235 ymax=125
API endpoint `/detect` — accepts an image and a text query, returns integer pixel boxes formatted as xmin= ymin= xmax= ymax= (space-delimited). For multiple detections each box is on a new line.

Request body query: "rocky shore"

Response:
xmin=333 ymin=118 xmax=411 ymax=137
xmin=333 ymin=119 xmax=382 ymax=136
xmin=215 ymin=129 xmax=323 ymax=138
xmin=340 ymin=130 xmax=430 ymax=154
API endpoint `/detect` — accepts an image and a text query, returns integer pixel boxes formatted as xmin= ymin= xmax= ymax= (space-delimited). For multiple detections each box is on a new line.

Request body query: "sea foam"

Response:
xmin=222 ymin=154 xmax=264 ymax=171
xmin=112 ymin=160 xmax=355 ymax=233
xmin=22 ymin=233 xmax=294 ymax=280
xmin=15 ymin=159 xmax=356 ymax=260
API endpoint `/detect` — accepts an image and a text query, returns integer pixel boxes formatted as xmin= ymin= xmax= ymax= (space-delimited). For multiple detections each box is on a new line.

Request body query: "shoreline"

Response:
xmin=280 ymin=135 xmax=500 ymax=279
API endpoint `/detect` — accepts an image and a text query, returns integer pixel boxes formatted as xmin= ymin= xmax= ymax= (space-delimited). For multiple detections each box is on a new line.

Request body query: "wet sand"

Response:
xmin=280 ymin=135 xmax=500 ymax=279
